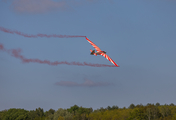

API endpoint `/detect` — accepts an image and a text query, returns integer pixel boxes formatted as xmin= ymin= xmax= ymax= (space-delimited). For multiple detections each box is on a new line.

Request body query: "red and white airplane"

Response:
xmin=86 ymin=37 xmax=119 ymax=67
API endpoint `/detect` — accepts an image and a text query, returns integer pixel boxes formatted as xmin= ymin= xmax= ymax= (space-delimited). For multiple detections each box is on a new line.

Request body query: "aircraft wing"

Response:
xmin=86 ymin=37 xmax=101 ymax=52
xmin=100 ymin=53 xmax=119 ymax=67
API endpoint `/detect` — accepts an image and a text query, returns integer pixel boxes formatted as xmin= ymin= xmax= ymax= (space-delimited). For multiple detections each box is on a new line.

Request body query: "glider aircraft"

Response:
xmin=85 ymin=37 xmax=119 ymax=67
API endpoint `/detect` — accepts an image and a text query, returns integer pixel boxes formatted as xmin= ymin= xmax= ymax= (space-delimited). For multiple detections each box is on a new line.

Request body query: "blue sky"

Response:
xmin=0 ymin=0 xmax=176 ymax=111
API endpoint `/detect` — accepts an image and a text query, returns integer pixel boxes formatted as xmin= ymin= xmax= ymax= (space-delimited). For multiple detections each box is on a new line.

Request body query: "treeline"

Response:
xmin=0 ymin=103 xmax=176 ymax=120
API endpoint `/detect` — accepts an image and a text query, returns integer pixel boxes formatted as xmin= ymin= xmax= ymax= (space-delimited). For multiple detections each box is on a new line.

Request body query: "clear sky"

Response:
xmin=0 ymin=0 xmax=176 ymax=111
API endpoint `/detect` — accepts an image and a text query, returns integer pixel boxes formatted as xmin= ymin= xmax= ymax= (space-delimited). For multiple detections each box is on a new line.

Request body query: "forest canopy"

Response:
xmin=0 ymin=103 xmax=176 ymax=120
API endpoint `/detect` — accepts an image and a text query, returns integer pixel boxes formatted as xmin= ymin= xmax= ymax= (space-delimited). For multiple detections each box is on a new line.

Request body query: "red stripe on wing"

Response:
xmin=86 ymin=37 xmax=101 ymax=52
xmin=100 ymin=53 xmax=119 ymax=67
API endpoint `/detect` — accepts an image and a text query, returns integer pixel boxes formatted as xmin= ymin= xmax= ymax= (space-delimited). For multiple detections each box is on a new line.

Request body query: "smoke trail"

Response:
xmin=0 ymin=43 xmax=117 ymax=67
xmin=0 ymin=27 xmax=86 ymax=38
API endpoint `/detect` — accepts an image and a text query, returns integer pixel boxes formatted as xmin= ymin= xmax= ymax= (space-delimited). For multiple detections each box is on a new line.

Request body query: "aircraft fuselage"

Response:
xmin=90 ymin=50 xmax=106 ymax=55
xmin=95 ymin=51 xmax=106 ymax=55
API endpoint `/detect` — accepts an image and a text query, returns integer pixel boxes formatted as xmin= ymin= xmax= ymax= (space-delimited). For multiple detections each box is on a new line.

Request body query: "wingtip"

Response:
xmin=115 ymin=64 xmax=119 ymax=67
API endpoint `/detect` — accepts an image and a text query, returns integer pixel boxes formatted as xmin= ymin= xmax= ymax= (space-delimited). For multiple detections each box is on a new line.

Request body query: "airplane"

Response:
xmin=85 ymin=37 xmax=119 ymax=67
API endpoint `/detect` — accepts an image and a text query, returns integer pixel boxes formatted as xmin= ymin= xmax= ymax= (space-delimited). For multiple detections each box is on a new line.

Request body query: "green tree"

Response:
xmin=128 ymin=104 xmax=135 ymax=109
xmin=170 ymin=103 xmax=175 ymax=106
xmin=159 ymin=106 xmax=171 ymax=118
xmin=35 ymin=107 xmax=44 ymax=117
xmin=136 ymin=104 xmax=143 ymax=108
xmin=67 ymin=105 xmax=79 ymax=115
xmin=156 ymin=102 xmax=160 ymax=107
xmin=0 ymin=110 xmax=7 ymax=120
xmin=172 ymin=113 xmax=176 ymax=120
xmin=145 ymin=104 xmax=161 ymax=120
xmin=54 ymin=108 xmax=72 ymax=120
xmin=112 ymin=105 xmax=119 ymax=110
xmin=127 ymin=107 xmax=147 ymax=120
xmin=2 ymin=108 xmax=29 ymax=120
xmin=45 ymin=109 xmax=55 ymax=120
xmin=45 ymin=109 xmax=55 ymax=116
xmin=106 ymin=106 xmax=112 ymax=110
xmin=26 ymin=107 xmax=45 ymax=120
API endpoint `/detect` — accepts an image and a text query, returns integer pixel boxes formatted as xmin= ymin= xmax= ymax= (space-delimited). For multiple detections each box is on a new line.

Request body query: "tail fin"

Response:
xmin=90 ymin=49 xmax=97 ymax=56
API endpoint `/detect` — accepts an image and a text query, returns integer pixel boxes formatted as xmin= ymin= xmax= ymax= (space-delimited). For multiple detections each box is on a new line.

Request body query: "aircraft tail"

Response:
xmin=90 ymin=49 xmax=97 ymax=56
